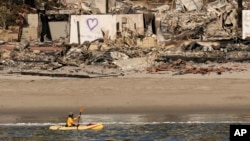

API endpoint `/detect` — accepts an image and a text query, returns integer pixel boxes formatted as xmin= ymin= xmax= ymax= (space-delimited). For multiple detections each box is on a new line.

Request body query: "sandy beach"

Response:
xmin=1 ymin=67 xmax=250 ymax=123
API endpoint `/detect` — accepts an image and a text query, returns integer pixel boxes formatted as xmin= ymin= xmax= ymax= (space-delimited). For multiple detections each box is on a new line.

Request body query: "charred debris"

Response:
xmin=0 ymin=0 xmax=249 ymax=78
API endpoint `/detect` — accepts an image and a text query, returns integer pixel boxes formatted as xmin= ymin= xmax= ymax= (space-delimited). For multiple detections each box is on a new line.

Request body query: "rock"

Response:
xmin=89 ymin=44 xmax=100 ymax=51
xmin=137 ymin=37 xmax=157 ymax=48
xmin=113 ymin=57 xmax=149 ymax=72
xmin=152 ymin=5 xmax=170 ymax=13
xmin=20 ymin=39 xmax=30 ymax=48
xmin=110 ymin=51 xmax=129 ymax=60
xmin=0 ymin=49 xmax=11 ymax=60
xmin=0 ymin=40 xmax=5 ymax=45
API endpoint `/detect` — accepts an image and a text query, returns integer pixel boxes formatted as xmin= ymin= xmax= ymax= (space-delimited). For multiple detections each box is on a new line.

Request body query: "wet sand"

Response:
xmin=1 ymin=68 xmax=250 ymax=123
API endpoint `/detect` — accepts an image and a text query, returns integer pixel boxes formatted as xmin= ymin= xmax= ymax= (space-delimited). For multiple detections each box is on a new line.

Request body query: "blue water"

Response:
xmin=1 ymin=114 xmax=250 ymax=141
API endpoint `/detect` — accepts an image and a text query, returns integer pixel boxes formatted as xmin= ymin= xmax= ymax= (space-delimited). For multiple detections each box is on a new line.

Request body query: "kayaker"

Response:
xmin=66 ymin=112 xmax=80 ymax=127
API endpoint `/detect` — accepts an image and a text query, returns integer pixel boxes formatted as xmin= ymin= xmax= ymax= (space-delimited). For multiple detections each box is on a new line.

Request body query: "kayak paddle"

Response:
xmin=77 ymin=106 xmax=83 ymax=128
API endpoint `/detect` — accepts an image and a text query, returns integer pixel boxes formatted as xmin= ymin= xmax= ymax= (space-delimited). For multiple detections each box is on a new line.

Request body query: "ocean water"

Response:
xmin=0 ymin=114 xmax=250 ymax=141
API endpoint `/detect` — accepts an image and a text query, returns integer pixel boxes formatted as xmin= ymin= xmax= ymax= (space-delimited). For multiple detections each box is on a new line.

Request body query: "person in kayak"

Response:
xmin=66 ymin=112 xmax=80 ymax=127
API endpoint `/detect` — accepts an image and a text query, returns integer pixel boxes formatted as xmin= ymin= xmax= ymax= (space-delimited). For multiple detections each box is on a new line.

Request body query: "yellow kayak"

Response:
xmin=49 ymin=123 xmax=104 ymax=130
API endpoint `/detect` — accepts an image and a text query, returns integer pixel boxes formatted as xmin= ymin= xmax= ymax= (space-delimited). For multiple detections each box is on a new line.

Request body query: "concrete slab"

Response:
xmin=48 ymin=22 xmax=69 ymax=40
xmin=22 ymin=14 xmax=39 ymax=41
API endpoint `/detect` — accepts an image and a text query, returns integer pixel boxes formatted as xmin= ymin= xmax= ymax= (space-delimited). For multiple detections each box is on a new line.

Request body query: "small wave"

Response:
xmin=1 ymin=121 xmax=250 ymax=126
xmin=0 ymin=123 xmax=64 ymax=126
xmin=103 ymin=121 xmax=250 ymax=125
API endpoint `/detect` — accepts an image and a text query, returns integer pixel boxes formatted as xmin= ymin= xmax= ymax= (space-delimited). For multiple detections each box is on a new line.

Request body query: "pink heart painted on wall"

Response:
xmin=87 ymin=18 xmax=99 ymax=31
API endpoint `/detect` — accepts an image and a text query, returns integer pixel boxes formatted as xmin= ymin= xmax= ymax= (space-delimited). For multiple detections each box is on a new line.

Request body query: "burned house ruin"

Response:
xmin=0 ymin=0 xmax=249 ymax=77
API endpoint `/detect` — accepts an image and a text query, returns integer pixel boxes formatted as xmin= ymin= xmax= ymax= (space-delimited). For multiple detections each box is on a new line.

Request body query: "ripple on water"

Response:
xmin=1 ymin=113 xmax=250 ymax=141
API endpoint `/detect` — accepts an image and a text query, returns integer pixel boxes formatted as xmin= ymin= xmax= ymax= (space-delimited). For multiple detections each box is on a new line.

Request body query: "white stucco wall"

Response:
xmin=243 ymin=10 xmax=250 ymax=39
xmin=70 ymin=15 xmax=116 ymax=43
xmin=70 ymin=14 xmax=144 ymax=44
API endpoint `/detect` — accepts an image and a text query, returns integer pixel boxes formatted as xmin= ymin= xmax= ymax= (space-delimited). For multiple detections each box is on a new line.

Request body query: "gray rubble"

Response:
xmin=0 ymin=0 xmax=249 ymax=78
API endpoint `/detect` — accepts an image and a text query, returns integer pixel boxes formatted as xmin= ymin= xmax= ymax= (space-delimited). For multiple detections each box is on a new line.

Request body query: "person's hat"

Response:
xmin=69 ymin=112 xmax=73 ymax=116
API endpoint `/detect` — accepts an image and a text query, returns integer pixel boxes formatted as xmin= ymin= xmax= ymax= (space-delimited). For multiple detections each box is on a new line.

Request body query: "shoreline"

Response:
xmin=1 ymin=70 xmax=250 ymax=123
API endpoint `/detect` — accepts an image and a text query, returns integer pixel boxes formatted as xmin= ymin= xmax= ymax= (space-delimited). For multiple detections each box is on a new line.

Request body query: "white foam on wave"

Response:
xmin=0 ymin=123 xmax=64 ymax=126
xmin=1 ymin=121 xmax=250 ymax=126
xmin=103 ymin=121 xmax=250 ymax=125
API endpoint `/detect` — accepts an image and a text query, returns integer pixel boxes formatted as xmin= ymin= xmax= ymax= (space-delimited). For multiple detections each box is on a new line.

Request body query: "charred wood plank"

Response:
xmin=17 ymin=71 xmax=91 ymax=78
xmin=13 ymin=59 xmax=54 ymax=63
xmin=10 ymin=71 xmax=123 ymax=78
xmin=46 ymin=10 xmax=78 ymax=15
xmin=158 ymin=51 xmax=250 ymax=63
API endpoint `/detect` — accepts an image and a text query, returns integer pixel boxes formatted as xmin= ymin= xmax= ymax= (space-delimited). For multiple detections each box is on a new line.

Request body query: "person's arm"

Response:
xmin=73 ymin=116 xmax=80 ymax=126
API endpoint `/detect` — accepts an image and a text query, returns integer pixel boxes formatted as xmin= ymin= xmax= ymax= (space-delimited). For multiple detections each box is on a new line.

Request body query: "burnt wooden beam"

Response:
xmin=238 ymin=0 xmax=242 ymax=28
xmin=46 ymin=10 xmax=79 ymax=15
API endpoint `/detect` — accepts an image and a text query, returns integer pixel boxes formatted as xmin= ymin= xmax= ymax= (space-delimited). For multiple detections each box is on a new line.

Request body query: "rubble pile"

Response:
xmin=160 ymin=1 xmax=239 ymax=41
xmin=0 ymin=0 xmax=249 ymax=78
xmin=147 ymin=59 xmax=246 ymax=75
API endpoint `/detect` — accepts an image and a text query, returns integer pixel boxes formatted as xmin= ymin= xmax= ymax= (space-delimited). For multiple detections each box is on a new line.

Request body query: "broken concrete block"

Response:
xmin=175 ymin=0 xmax=184 ymax=11
xmin=197 ymin=41 xmax=220 ymax=51
xmin=33 ymin=50 xmax=41 ymax=54
xmin=110 ymin=51 xmax=129 ymax=60
xmin=206 ymin=0 xmax=227 ymax=16
xmin=92 ymin=0 xmax=107 ymax=13
xmin=0 ymin=40 xmax=5 ymax=45
xmin=0 ymin=30 xmax=19 ymax=42
xmin=100 ymin=43 xmax=112 ymax=50
xmin=180 ymin=0 xmax=203 ymax=11
xmin=108 ymin=0 xmax=116 ymax=13
xmin=88 ymin=44 xmax=99 ymax=51
xmin=113 ymin=57 xmax=149 ymax=72
xmin=152 ymin=5 xmax=170 ymax=13
xmin=0 ymin=49 xmax=11 ymax=60
xmin=22 ymin=14 xmax=39 ymax=41
xmin=137 ymin=37 xmax=156 ymax=48
xmin=22 ymin=39 xmax=30 ymax=46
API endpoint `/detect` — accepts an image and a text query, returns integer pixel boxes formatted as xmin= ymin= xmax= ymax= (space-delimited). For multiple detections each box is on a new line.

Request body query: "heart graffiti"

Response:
xmin=86 ymin=18 xmax=98 ymax=31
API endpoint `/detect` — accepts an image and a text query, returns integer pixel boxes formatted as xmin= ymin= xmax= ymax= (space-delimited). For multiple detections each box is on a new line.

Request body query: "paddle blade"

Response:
xmin=80 ymin=106 xmax=83 ymax=113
